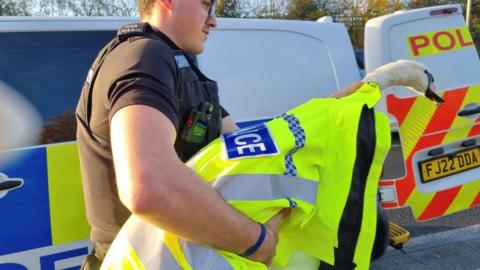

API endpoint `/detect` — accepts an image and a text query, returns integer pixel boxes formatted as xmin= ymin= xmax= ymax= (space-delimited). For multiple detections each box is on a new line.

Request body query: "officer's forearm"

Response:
xmin=131 ymin=158 xmax=264 ymax=255
xmin=112 ymin=105 xmax=264 ymax=256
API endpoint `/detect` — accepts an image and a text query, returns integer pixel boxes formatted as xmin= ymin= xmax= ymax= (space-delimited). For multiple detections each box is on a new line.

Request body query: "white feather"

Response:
xmin=362 ymin=60 xmax=430 ymax=95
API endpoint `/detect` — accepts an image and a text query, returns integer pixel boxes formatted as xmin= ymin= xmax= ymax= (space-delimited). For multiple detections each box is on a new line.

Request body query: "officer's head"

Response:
xmin=138 ymin=0 xmax=217 ymax=54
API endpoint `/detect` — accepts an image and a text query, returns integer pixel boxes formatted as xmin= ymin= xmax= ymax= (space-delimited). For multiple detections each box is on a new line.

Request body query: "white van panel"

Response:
xmin=365 ymin=4 xmax=480 ymax=97
xmin=0 ymin=17 xmax=136 ymax=32
xmin=200 ymin=19 xmax=360 ymax=121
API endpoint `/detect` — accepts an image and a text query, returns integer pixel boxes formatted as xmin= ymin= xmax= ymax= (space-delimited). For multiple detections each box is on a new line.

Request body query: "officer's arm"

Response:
xmin=328 ymin=80 xmax=363 ymax=98
xmin=110 ymin=104 xmax=279 ymax=263
xmin=222 ymin=115 xmax=239 ymax=133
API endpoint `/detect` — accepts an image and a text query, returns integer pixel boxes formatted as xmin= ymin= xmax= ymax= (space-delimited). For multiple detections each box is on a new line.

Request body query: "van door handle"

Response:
xmin=458 ymin=105 xmax=480 ymax=116
xmin=0 ymin=180 xmax=23 ymax=191
xmin=0 ymin=175 xmax=23 ymax=199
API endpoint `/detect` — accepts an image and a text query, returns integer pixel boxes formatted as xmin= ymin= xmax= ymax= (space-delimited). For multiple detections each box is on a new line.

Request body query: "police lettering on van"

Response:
xmin=407 ymin=26 xmax=474 ymax=58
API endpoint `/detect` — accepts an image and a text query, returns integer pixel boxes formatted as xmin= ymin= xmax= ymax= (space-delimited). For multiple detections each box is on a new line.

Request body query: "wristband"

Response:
xmin=240 ymin=223 xmax=267 ymax=257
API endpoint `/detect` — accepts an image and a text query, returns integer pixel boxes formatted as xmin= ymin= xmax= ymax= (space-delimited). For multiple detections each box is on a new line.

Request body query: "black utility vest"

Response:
xmin=76 ymin=23 xmax=222 ymax=161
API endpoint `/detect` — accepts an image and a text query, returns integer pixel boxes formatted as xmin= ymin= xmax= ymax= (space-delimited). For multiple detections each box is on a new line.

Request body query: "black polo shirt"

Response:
xmin=76 ymin=25 xmax=227 ymax=243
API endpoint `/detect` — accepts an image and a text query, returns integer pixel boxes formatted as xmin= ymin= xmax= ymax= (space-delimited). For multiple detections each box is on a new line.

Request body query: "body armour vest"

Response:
xmin=101 ymin=82 xmax=392 ymax=270
xmin=75 ymin=23 xmax=222 ymax=243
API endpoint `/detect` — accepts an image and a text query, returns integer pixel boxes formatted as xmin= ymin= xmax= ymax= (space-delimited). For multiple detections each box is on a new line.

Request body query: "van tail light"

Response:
xmin=430 ymin=7 xmax=458 ymax=16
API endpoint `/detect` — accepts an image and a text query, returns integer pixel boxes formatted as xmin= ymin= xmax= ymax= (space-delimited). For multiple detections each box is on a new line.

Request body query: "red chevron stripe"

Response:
xmin=416 ymin=89 xmax=473 ymax=220
xmin=418 ymin=186 xmax=462 ymax=220
xmin=471 ymin=192 xmax=480 ymax=207
xmin=386 ymin=94 xmax=416 ymax=126
xmin=396 ymin=89 xmax=468 ymax=206
xmin=424 ymin=88 xmax=468 ymax=134
xmin=468 ymin=118 xmax=480 ymax=208
xmin=468 ymin=117 xmax=480 ymax=136
xmin=396 ymin=132 xmax=446 ymax=204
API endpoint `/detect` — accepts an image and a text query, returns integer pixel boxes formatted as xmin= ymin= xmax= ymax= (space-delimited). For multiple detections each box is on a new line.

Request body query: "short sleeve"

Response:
xmin=104 ymin=38 xmax=180 ymax=130
xmin=108 ymin=76 xmax=179 ymax=131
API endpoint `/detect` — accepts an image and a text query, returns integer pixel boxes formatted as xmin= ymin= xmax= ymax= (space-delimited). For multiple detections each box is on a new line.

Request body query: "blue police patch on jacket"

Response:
xmin=222 ymin=123 xmax=279 ymax=160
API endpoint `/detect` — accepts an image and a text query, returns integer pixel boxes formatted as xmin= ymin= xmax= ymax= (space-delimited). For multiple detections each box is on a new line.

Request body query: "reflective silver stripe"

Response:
xmin=182 ymin=241 xmax=234 ymax=270
xmin=125 ymin=215 xmax=182 ymax=270
xmin=118 ymin=173 xmax=318 ymax=269
xmin=282 ymin=113 xmax=306 ymax=176
xmin=124 ymin=215 xmax=233 ymax=270
xmin=213 ymin=174 xmax=318 ymax=205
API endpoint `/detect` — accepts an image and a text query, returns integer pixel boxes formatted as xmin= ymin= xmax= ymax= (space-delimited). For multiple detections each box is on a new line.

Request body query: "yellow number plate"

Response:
xmin=419 ymin=147 xmax=480 ymax=183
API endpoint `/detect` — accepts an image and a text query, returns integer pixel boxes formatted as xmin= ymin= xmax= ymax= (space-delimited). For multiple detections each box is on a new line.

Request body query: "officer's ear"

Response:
xmin=159 ymin=0 xmax=173 ymax=11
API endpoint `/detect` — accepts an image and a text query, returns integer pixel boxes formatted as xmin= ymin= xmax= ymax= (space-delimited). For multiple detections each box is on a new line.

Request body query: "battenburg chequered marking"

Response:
xmin=282 ymin=113 xmax=306 ymax=176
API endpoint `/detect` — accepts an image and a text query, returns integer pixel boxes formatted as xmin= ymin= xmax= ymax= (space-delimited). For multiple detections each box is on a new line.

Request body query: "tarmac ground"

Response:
xmin=371 ymin=224 xmax=480 ymax=270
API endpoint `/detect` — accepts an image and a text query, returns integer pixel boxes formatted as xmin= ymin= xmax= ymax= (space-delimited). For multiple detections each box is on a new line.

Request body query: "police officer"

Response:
xmin=75 ymin=0 xmax=292 ymax=269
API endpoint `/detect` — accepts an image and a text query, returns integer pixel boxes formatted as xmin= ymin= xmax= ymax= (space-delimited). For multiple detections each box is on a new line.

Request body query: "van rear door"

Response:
xmin=365 ymin=4 xmax=480 ymax=221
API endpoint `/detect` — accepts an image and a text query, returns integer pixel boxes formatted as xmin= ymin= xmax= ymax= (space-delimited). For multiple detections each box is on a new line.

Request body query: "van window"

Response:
xmin=0 ymin=30 xmax=115 ymax=144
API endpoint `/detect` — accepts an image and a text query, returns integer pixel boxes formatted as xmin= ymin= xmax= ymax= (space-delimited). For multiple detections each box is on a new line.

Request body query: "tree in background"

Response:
xmin=466 ymin=0 xmax=479 ymax=49
xmin=248 ymin=0 xmax=289 ymax=18
xmin=216 ymin=0 xmax=244 ymax=18
xmin=0 ymin=0 xmax=30 ymax=16
xmin=24 ymin=0 xmax=137 ymax=16
xmin=2 ymin=0 xmax=479 ymax=53
xmin=43 ymin=0 xmax=137 ymax=16
xmin=285 ymin=0 xmax=327 ymax=20
xmin=332 ymin=0 xmax=367 ymax=48
xmin=363 ymin=0 xmax=404 ymax=18
xmin=362 ymin=0 xmax=404 ymax=46
xmin=472 ymin=15 xmax=480 ymax=49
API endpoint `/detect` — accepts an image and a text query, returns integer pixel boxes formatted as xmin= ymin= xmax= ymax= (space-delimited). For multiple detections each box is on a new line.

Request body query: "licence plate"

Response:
xmin=418 ymin=147 xmax=480 ymax=183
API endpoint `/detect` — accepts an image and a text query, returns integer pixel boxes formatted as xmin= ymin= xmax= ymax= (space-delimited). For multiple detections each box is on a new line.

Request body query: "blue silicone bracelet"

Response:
xmin=240 ymin=223 xmax=267 ymax=257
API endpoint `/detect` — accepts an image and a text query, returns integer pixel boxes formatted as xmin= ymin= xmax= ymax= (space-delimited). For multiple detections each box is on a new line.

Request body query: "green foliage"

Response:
xmin=285 ymin=0 xmax=327 ymax=20
xmin=3 ymin=0 xmax=478 ymax=56
xmin=248 ymin=0 xmax=289 ymax=18
xmin=216 ymin=0 xmax=242 ymax=18
xmin=472 ymin=16 xmax=480 ymax=49
xmin=0 ymin=0 xmax=30 ymax=16
xmin=6 ymin=0 xmax=138 ymax=16
xmin=41 ymin=0 xmax=137 ymax=16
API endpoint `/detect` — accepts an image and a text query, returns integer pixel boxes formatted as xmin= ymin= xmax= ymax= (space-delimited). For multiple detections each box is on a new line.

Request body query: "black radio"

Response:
xmin=181 ymin=101 xmax=213 ymax=144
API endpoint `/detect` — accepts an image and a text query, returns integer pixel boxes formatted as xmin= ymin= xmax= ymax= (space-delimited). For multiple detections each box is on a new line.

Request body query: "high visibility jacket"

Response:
xmin=101 ymin=82 xmax=391 ymax=270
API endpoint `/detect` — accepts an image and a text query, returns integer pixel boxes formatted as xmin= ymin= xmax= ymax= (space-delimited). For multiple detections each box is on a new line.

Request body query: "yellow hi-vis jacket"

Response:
xmin=101 ymin=82 xmax=391 ymax=270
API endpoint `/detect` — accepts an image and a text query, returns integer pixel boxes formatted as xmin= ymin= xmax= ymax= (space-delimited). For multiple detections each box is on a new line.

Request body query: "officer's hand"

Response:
xmin=248 ymin=208 xmax=292 ymax=266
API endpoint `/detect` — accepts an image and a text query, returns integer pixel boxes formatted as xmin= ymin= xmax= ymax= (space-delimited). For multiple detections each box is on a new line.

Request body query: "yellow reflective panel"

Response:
xmin=405 ymin=187 xmax=435 ymax=218
xmin=47 ymin=143 xmax=89 ymax=245
xmin=399 ymin=95 xmax=439 ymax=159
xmin=442 ymin=85 xmax=480 ymax=143
xmin=163 ymin=232 xmax=193 ymax=270
xmin=445 ymin=179 xmax=480 ymax=215
xmin=354 ymin=112 xmax=391 ymax=269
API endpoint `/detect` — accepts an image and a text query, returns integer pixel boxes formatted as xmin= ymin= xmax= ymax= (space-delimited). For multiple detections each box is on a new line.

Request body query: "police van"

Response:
xmin=0 ymin=4 xmax=479 ymax=268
